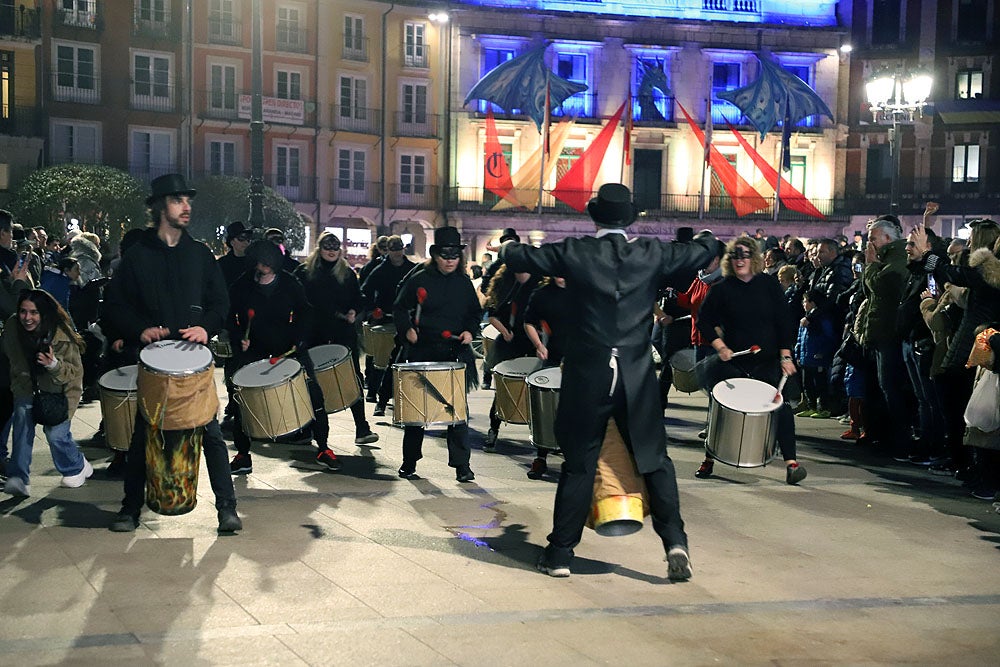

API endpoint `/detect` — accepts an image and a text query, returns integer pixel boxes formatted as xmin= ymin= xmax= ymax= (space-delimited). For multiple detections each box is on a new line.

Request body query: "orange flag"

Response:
xmin=484 ymin=109 xmax=515 ymax=203
xmin=551 ymin=101 xmax=627 ymax=212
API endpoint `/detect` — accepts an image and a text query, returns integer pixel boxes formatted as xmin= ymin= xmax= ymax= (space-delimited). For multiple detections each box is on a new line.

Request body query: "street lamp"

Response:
xmin=865 ymin=69 xmax=933 ymax=214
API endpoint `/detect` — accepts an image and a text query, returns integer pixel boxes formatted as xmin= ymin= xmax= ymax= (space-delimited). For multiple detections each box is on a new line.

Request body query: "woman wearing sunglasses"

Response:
xmin=695 ymin=237 xmax=807 ymax=485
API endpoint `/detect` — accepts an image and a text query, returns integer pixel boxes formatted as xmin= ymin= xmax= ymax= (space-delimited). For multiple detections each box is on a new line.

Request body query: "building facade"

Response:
xmin=0 ymin=0 xmax=43 ymax=207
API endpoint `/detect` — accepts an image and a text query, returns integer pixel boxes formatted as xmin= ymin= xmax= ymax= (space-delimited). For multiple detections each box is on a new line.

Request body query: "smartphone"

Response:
xmin=17 ymin=251 xmax=28 ymax=268
xmin=927 ymin=275 xmax=939 ymax=296
xmin=853 ymin=262 xmax=863 ymax=274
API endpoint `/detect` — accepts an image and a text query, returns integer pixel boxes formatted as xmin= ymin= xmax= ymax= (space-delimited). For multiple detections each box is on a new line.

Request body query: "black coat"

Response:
xmin=501 ymin=233 xmax=714 ymax=473
xmin=218 ymin=251 xmax=250 ymax=288
xmin=933 ymin=248 xmax=1000 ymax=370
xmin=523 ymin=281 xmax=576 ymax=365
xmin=361 ymin=256 xmax=417 ymax=316
xmin=294 ymin=261 xmax=363 ymax=349
xmin=227 ymin=271 xmax=311 ymax=359
xmin=103 ymin=228 xmax=228 ymax=344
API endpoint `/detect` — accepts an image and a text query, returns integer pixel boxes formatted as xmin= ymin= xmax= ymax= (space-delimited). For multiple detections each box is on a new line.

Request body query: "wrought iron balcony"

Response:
xmin=402 ymin=45 xmax=429 ymax=69
xmin=132 ymin=5 xmax=174 ymax=39
xmin=0 ymin=4 xmax=41 ymax=39
xmin=342 ymin=35 xmax=368 ymax=62
xmin=208 ymin=17 xmax=241 ymax=45
xmin=330 ymin=179 xmax=381 ymax=207
xmin=388 ymin=183 xmax=437 ymax=210
xmin=131 ymin=81 xmax=178 ymax=113
xmin=394 ymin=111 xmax=439 ymax=138
xmin=50 ymin=71 xmax=101 ymax=105
xmin=277 ymin=26 xmax=308 ymax=54
xmin=330 ymin=104 xmax=381 ymax=134
xmin=57 ymin=1 xmax=101 ymax=30
xmin=264 ymin=173 xmax=316 ymax=202
xmin=0 ymin=105 xmax=45 ymax=137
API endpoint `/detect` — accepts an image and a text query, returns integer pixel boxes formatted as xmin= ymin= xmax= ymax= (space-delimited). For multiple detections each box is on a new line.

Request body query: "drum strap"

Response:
xmin=608 ymin=347 xmax=619 ymax=397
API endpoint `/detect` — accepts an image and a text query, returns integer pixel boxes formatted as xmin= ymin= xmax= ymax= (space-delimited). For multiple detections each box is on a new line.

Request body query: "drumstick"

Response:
xmin=373 ymin=307 xmax=383 ymax=320
xmin=269 ymin=345 xmax=297 ymax=364
xmin=244 ymin=308 xmax=255 ymax=341
xmin=729 ymin=345 xmax=761 ymax=359
xmin=442 ymin=330 xmax=452 ymax=339
xmin=673 ymin=314 xmax=692 ymax=322
xmin=415 ymin=287 xmax=427 ymax=325
xmin=774 ymin=374 xmax=788 ymax=403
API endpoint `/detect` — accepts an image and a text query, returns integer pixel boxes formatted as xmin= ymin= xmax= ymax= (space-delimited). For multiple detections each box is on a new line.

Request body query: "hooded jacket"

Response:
xmin=68 ymin=235 xmax=103 ymax=285
xmin=932 ymin=247 xmax=1000 ymax=371
xmin=2 ymin=318 xmax=84 ymax=417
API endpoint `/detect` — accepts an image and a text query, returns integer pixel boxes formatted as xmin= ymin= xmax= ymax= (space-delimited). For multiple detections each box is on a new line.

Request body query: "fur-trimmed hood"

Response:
xmin=68 ymin=234 xmax=102 ymax=264
xmin=969 ymin=247 xmax=1000 ymax=289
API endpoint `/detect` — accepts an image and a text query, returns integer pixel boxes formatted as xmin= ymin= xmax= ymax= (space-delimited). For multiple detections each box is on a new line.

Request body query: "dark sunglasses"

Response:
xmin=234 ymin=234 xmax=252 ymax=243
xmin=320 ymin=241 xmax=341 ymax=251
xmin=436 ymin=247 xmax=462 ymax=260
xmin=728 ymin=248 xmax=752 ymax=260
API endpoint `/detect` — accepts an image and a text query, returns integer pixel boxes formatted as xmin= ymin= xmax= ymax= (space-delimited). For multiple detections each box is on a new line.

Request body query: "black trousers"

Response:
xmin=546 ymin=376 xmax=686 ymax=562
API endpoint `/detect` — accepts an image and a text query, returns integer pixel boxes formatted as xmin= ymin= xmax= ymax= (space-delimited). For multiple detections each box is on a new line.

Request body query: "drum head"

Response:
xmin=308 ymin=344 xmax=350 ymax=370
xmin=233 ymin=358 xmax=303 ymax=388
xmin=711 ymin=378 xmax=783 ymax=413
xmin=393 ymin=361 xmax=464 ymax=372
xmin=481 ymin=323 xmax=500 ymax=341
xmin=526 ymin=367 xmax=561 ymax=390
xmin=139 ymin=340 xmax=213 ymax=374
xmin=669 ymin=348 xmax=697 ymax=372
xmin=494 ymin=357 xmax=542 ymax=378
xmin=99 ymin=365 xmax=138 ymax=391
xmin=371 ymin=324 xmax=397 ymax=335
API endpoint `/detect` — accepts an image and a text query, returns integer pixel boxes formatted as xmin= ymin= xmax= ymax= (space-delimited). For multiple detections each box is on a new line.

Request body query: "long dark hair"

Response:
xmin=16 ymin=289 xmax=85 ymax=354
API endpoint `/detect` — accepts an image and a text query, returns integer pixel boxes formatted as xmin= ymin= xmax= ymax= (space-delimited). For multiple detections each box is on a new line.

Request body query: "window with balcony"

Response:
xmin=209 ymin=63 xmax=237 ymax=116
xmin=632 ymin=56 xmax=673 ymax=123
xmin=712 ymin=61 xmax=741 ymax=123
xmin=276 ymin=69 xmax=301 ymax=100
xmin=133 ymin=52 xmax=172 ymax=111
xmin=209 ymin=0 xmax=240 ymax=45
xmin=400 ymin=153 xmax=426 ymax=196
xmin=344 ymin=15 xmax=366 ymax=61
xmin=209 ymin=140 xmax=237 ymax=176
xmin=553 ymin=51 xmax=590 ymax=117
xmin=60 ymin=0 xmax=97 ymax=29
xmin=277 ymin=5 xmax=304 ymax=53
xmin=871 ymin=0 xmax=902 ymax=46
xmin=956 ymin=0 xmax=988 ymax=42
xmin=953 ymin=144 xmax=980 ymax=184
xmin=338 ymin=75 xmax=368 ymax=127
xmin=54 ymin=43 xmax=98 ymax=103
xmin=131 ymin=128 xmax=174 ymax=181
xmin=956 ymin=69 xmax=983 ymax=100
xmin=401 ymin=82 xmax=427 ymax=124
xmin=337 ymin=148 xmax=365 ymax=192
xmin=51 ymin=120 xmax=100 ymax=164
xmin=134 ymin=0 xmax=170 ymax=36
xmin=403 ymin=22 xmax=427 ymax=68
xmin=275 ymin=144 xmax=301 ymax=198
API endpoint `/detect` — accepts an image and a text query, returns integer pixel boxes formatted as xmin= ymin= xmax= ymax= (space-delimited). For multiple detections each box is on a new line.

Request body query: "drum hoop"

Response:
xmin=232 ymin=359 xmax=303 ymax=389
xmin=139 ymin=362 xmax=212 ymax=377
xmin=308 ymin=344 xmax=350 ymax=371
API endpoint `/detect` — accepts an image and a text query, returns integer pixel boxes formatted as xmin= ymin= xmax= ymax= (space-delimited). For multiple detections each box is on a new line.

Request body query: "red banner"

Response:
xmin=484 ymin=109 xmax=515 ymax=202
xmin=551 ymin=101 xmax=627 ymax=212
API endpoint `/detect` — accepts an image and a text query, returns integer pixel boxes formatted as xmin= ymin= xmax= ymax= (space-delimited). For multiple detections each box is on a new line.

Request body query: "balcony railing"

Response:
xmin=703 ymin=0 xmax=760 ymax=14
xmin=402 ymin=46 xmax=429 ymax=69
xmin=57 ymin=1 xmax=102 ymax=30
xmin=132 ymin=5 xmax=173 ymax=39
xmin=264 ymin=173 xmax=316 ymax=202
xmin=632 ymin=95 xmax=675 ymax=124
xmin=388 ymin=183 xmax=437 ymax=209
xmin=551 ymin=91 xmax=598 ymax=119
xmin=330 ymin=179 xmax=381 ymax=207
xmin=208 ymin=17 xmax=241 ymax=45
xmin=276 ymin=27 xmax=308 ymax=53
xmin=394 ymin=111 xmax=439 ymax=138
xmin=0 ymin=5 xmax=41 ymax=39
xmin=330 ymin=105 xmax=380 ymax=134
xmin=197 ymin=88 xmax=244 ymax=121
xmin=343 ymin=35 xmax=368 ymax=62
xmin=131 ymin=81 xmax=178 ymax=112
xmin=50 ymin=71 xmax=101 ymax=105
xmin=0 ymin=105 xmax=45 ymax=137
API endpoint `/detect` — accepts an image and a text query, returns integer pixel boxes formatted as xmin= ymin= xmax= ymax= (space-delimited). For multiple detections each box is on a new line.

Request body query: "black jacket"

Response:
xmin=103 ymin=228 xmax=228 ymax=344
xmin=361 ymin=256 xmax=416 ymax=316
xmin=523 ymin=281 xmax=576 ymax=365
xmin=393 ymin=262 xmax=481 ymax=344
xmin=895 ymin=256 xmax=936 ymax=343
xmin=294 ymin=260 xmax=363 ymax=349
xmin=227 ymin=271 xmax=311 ymax=359
xmin=932 ymin=248 xmax=1000 ymax=370
xmin=218 ymin=251 xmax=250 ymax=288
xmin=487 ymin=271 xmax=539 ymax=361
xmin=698 ymin=273 xmax=797 ymax=363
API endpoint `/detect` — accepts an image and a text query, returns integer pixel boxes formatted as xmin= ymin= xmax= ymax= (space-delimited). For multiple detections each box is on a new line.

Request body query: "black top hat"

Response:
xmin=430 ymin=226 xmax=465 ymax=253
xmin=499 ymin=227 xmax=520 ymax=243
xmin=146 ymin=173 xmax=197 ymax=206
xmin=675 ymin=227 xmax=694 ymax=243
xmin=246 ymin=239 xmax=284 ymax=270
xmin=587 ymin=183 xmax=637 ymax=228
xmin=226 ymin=221 xmax=249 ymax=242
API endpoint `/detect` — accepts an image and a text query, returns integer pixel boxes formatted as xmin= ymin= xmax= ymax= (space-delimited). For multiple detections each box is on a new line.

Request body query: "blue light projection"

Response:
xmin=450 ymin=1 xmax=838 ymax=27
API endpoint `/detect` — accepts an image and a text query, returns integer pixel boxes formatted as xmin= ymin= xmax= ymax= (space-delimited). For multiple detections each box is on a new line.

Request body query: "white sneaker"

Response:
xmin=61 ymin=458 xmax=94 ymax=488
xmin=4 ymin=476 xmax=30 ymax=496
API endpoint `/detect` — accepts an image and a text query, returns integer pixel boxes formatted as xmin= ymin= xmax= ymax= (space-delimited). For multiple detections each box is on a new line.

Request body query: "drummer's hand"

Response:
xmin=111 ymin=339 xmax=124 ymax=353
xmin=179 ymin=326 xmax=208 ymax=345
xmin=780 ymin=358 xmax=797 ymax=375
xmin=536 ymin=345 xmax=548 ymax=361
xmin=241 ymin=339 xmax=250 ymax=352
xmin=717 ymin=346 xmax=733 ymax=362
xmin=501 ymin=328 xmax=513 ymax=343
xmin=345 ymin=309 xmax=356 ymax=324
xmin=140 ymin=326 xmax=169 ymax=344
xmin=458 ymin=330 xmax=473 ymax=344
xmin=406 ymin=328 xmax=418 ymax=344
xmin=656 ymin=314 xmax=673 ymax=326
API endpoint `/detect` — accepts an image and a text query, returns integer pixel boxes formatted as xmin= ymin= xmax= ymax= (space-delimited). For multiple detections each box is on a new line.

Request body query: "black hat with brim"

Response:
xmin=587 ymin=183 xmax=637 ymax=228
xmin=146 ymin=173 xmax=197 ymax=206
xmin=429 ymin=226 xmax=465 ymax=255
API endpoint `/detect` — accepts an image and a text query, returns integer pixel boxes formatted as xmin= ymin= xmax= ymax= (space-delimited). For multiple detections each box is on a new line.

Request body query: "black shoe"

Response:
xmin=537 ymin=553 xmax=571 ymax=578
xmin=316 ymin=448 xmax=342 ymax=470
xmin=786 ymin=463 xmax=807 ymax=485
xmin=971 ymin=485 xmax=998 ymax=501
xmin=527 ymin=457 xmax=547 ymax=480
xmin=373 ymin=405 xmax=386 ymax=417
xmin=217 ymin=506 xmax=242 ymax=533
xmin=355 ymin=431 xmax=380 ymax=445
xmin=109 ymin=510 xmax=139 ymax=533
xmin=928 ymin=461 xmax=955 ymax=476
xmin=456 ymin=465 xmax=475 ymax=483
xmin=695 ymin=459 xmax=714 ymax=479
xmin=230 ymin=453 xmax=252 ymax=475
xmin=365 ymin=394 xmax=378 ymax=403
xmin=666 ymin=546 xmax=693 ymax=581
xmin=398 ymin=461 xmax=416 ymax=478
xmin=483 ymin=429 xmax=498 ymax=453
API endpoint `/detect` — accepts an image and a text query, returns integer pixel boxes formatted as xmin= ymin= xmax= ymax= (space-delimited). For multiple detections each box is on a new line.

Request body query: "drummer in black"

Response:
xmin=394 ymin=227 xmax=482 ymax=483
xmin=359 ymin=235 xmax=416 ymax=413
xmin=227 ymin=240 xmax=341 ymax=474
xmin=483 ymin=266 xmax=540 ymax=451
xmin=522 ymin=276 xmax=573 ymax=478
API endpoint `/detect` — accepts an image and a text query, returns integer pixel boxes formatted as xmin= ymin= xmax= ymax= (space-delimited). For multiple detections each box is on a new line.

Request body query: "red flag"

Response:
xmin=484 ymin=109 xmax=514 ymax=201
xmin=624 ymin=94 xmax=633 ymax=166
xmin=678 ymin=102 xmax=769 ymax=217
xmin=551 ymin=101 xmax=627 ymax=212
xmin=723 ymin=118 xmax=825 ymax=220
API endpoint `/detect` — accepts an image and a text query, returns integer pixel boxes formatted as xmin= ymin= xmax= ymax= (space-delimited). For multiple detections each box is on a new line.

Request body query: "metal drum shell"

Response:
xmin=669 ymin=348 xmax=701 ymax=393
xmin=392 ymin=362 xmax=468 ymax=427
xmin=526 ymin=367 xmax=561 ymax=450
xmin=706 ymin=378 xmax=782 ymax=468
xmin=492 ymin=357 xmax=542 ymax=425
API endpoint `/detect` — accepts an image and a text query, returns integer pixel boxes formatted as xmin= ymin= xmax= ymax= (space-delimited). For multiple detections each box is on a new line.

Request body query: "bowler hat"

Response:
xmin=226 ymin=221 xmax=249 ymax=242
xmin=429 ymin=226 xmax=465 ymax=254
xmin=246 ymin=239 xmax=284 ymax=270
xmin=499 ymin=227 xmax=520 ymax=243
xmin=587 ymin=183 xmax=637 ymax=228
xmin=146 ymin=173 xmax=197 ymax=206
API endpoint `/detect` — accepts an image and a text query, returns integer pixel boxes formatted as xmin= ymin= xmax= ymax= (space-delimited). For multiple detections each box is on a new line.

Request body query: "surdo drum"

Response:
xmin=98 ymin=365 xmax=138 ymax=452
xmin=232 ymin=358 xmax=313 ymax=440
xmin=368 ymin=324 xmax=397 ymax=370
xmin=308 ymin=344 xmax=362 ymax=413
xmin=706 ymin=378 xmax=782 ymax=468
xmin=393 ymin=361 xmax=468 ymax=427
xmin=492 ymin=357 xmax=542 ymax=424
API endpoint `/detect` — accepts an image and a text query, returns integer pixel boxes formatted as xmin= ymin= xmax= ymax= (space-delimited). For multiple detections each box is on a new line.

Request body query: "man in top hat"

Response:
xmin=103 ymin=173 xmax=241 ymax=533
xmin=480 ymin=227 xmax=520 ymax=296
xmin=393 ymin=226 xmax=482 ymax=483
xmin=499 ymin=183 xmax=719 ymax=580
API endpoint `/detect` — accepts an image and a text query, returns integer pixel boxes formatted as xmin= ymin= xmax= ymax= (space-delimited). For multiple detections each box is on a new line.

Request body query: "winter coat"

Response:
xmin=227 ymin=271 xmax=312 ymax=359
xmin=294 ymin=260 xmax=364 ymax=350
xmin=930 ymin=247 xmax=1000 ymax=372
xmin=855 ymin=239 xmax=908 ymax=347
xmin=2 ymin=319 xmax=84 ymax=417
xmin=68 ymin=235 xmax=103 ymax=285
xmin=796 ymin=309 xmax=837 ymax=369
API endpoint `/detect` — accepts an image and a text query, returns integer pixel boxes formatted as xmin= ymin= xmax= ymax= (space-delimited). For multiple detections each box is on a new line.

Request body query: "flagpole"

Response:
xmin=698 ymin=97 xmax=711 ymax=220
xmin=772 ymin=98 xmax=787 ymax=223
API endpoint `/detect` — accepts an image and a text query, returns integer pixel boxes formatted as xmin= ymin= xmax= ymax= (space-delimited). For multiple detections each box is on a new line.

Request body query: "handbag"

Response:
xmin=30 ymin=371 xmax=69 ymax=427
xmin=964 ymin=369 xmax=1000 ymax=433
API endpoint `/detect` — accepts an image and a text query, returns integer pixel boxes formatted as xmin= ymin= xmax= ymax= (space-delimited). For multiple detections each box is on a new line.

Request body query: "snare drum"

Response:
xmin=308 ymin=344 xmax=362 ymax=413
xmin=669 ymin=349 xmax=700 ymax=393
xmin=233 ymin=358 xmax=313 ymax=439
xmin=526 ymin=366 xmax=561 ymax=450
xmin=493 ymin=357 xmax=542 ymax=424
xmin=98 ymin=365 xmax=138 ymax=452
xmin=393 ymin=362 xmax=468 ymax=427
xmin=137 ymin=341 xmax=218 ymax=431
xmin=707 ymin=378 xmax=782 ymax=467
xmin=369 ymin=324 xmax=397 ymax=369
